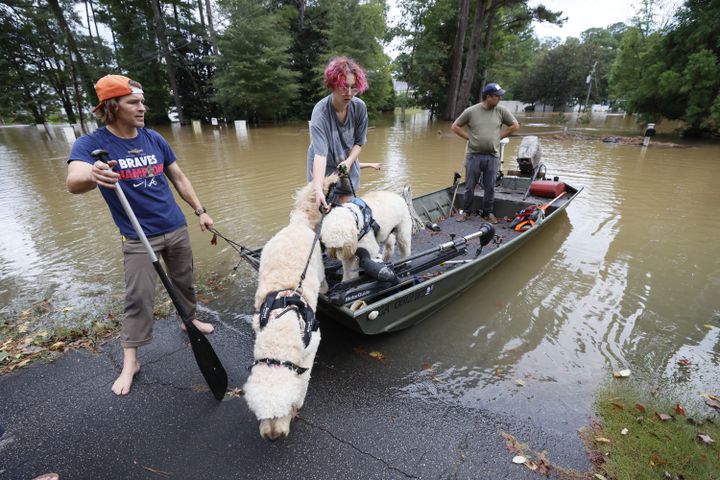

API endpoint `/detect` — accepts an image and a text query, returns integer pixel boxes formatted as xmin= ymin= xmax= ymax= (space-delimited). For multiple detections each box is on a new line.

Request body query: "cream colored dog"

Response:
xmin=244 ymin=180 xmax=331 ymax=441
xmin=321 ymin=190 xmax=412 ymax=281
xmin=290 ymin=173 xmax=339 ymax=228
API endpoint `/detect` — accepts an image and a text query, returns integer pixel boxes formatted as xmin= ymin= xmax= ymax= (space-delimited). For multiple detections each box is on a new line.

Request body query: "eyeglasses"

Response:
xmin=336 ymin=85 xmax=359 ymax=95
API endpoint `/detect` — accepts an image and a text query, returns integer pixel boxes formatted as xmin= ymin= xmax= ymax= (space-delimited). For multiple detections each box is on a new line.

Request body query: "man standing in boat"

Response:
xmin=65 ymin=74 xmax=215 ymax=396
xmin=451 ymin=82 xmax=519 ymax=224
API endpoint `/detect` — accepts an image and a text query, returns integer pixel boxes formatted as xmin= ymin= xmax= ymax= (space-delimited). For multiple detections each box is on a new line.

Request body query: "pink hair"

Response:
xmin=323 ymin=56 xmax=368 ymax=94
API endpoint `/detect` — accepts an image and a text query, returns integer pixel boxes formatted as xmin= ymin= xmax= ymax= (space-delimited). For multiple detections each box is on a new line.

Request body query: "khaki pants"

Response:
xmin=120 ymin=226 xmax=195 ymax=347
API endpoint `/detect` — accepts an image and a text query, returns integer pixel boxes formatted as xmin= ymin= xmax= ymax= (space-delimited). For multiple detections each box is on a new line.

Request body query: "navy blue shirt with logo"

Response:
xmin=68 ymin=127 xmax=186 ymax=239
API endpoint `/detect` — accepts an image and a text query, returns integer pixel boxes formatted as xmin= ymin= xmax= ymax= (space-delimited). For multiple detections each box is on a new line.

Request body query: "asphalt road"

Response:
xmin=0 ymin=315 xmax=591 ymax=480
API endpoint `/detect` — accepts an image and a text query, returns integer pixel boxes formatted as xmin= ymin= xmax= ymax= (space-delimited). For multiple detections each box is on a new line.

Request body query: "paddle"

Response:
xmin=91 ymin=149 xmax=228 ymax=401
xmin=447 ymin=171 xmax=462 ymax=217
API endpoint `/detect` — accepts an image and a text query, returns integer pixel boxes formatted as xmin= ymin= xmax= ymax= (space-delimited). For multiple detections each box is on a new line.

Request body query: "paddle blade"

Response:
xmin=185 ymin=323 xmax=228 ymax=401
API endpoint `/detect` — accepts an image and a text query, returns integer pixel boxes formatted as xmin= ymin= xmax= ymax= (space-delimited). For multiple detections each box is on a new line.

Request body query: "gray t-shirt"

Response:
xmin=306 ymin=95 xmax=368 ymax=190
xmin=455 ymin=103 xmax=516 ymax=155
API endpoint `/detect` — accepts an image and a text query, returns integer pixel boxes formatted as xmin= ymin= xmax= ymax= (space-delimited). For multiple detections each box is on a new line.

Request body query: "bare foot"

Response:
xmin=111 ymin=361 xmax=140 ymax=396
xmin=180 ymin=319 xmax=215 ymax=334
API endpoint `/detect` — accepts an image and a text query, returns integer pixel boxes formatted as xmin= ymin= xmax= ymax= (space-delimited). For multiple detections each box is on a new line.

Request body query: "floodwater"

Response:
xmin=1 ymin=112 xmax=719 ymax=434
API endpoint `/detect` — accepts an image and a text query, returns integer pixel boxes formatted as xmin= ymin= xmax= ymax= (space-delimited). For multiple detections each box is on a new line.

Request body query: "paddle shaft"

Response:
xmin=90 ymin=149 xmax=227 ymax=401
xmin=447 ymin=172 xmax=461 ymax=217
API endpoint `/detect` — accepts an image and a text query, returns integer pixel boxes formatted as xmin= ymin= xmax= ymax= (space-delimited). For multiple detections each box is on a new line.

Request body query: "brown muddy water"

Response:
xmin=1 ymin=111 xmax=719 ymax=433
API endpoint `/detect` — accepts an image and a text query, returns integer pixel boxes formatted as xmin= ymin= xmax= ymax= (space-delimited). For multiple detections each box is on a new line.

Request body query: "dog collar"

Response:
xmin=250 ymin=358 xmax=308 ymax=375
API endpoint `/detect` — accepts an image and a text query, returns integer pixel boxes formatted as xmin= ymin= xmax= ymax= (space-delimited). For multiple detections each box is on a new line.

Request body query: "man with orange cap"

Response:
xmin=66 ymin=74 xmax=215 ymax=396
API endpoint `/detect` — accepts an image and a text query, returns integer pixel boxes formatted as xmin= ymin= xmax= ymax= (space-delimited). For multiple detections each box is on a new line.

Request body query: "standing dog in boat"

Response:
xmin=243 ymin=180 xmax=332 ymax=441
xmin=321 ymin=190 xmax=412 ymax=281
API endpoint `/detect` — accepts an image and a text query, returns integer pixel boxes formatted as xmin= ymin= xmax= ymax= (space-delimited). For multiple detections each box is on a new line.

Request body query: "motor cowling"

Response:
xmin=516 ymin=135 xmax=542 ymax=175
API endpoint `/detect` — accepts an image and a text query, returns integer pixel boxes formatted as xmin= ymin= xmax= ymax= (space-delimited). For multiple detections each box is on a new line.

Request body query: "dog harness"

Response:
xmin=250 ymin=290 xmax=319 ymax=375
xmin=346 ymin=198 xmax=380 ymax=241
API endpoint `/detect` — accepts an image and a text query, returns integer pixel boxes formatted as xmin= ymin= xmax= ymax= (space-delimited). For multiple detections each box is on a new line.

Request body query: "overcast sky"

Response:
xmin=530 ymin=0 xmax=682 ymax=39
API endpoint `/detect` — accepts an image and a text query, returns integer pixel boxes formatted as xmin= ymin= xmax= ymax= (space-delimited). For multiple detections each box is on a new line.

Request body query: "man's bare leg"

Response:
xmin=112 ymin=346 xmax=140 ymax=396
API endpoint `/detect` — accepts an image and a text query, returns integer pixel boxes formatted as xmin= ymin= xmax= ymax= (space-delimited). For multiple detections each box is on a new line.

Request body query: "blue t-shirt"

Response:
xmin=68 ymin=127 xmax=186 ymax=239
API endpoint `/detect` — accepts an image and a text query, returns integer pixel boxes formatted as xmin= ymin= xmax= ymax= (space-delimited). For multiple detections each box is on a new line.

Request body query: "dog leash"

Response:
xmin=209 ymin=227 xmax=255 ymax=271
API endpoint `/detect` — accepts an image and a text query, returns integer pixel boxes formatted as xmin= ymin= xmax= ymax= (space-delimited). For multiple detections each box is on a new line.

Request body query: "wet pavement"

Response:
xmin=0 ymin=314 xmax=591 ymax=480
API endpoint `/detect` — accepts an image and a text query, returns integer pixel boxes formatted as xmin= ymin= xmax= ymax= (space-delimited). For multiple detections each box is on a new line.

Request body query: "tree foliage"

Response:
xmin=213 ymin=0 xmax=299 ymax=122
xmin=0 ymin=0 xmax=716 ymax=135
xmin=610 ymin=0 xmax=720 ymax=134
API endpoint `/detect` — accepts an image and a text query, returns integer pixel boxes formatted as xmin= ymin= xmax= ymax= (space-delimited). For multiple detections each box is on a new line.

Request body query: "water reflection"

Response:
xmin=1 ymin=113 xmax=719 ymax=433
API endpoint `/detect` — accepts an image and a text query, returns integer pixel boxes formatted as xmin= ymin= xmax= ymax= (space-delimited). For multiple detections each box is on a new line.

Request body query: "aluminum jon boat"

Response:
xmin=243 ymin=166 xmax=582 ymax=335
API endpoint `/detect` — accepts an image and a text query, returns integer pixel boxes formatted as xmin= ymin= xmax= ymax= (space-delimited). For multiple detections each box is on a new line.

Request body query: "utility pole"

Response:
xmin=584 ymin=61 xmax=597 ymax=113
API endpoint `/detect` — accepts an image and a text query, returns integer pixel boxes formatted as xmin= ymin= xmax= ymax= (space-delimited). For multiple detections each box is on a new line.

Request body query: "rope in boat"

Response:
xmin=403 ymin=185 xmax=425 ymax=234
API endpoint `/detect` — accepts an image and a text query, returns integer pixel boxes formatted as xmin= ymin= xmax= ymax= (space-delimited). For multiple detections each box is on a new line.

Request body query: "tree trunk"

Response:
xmin=47 ymin=0 xmax=95 ymax=120
xmin=84 ymin=1 xmax=93 ymax=40
xmin=150 ymin=0 xmax=185 ymax=124
xmin=454 ymin=0 xmax=488 ymax=116
xmin=204 ymin=0 xmax=219 ymax=55
xmin=445 ymin=0 xmax=470 ymax=120
xmin=41 ymin=48 xmax=78 ymax=123
xmin=475 ymin=4 xmax=498 ymax=100
xmin=11 ymin=57 xmax=46 ymax=124
xmin=197 ymin=0 xmax=205 ymax=28
xmin=90 ymin=0 xmax=101 ymax=39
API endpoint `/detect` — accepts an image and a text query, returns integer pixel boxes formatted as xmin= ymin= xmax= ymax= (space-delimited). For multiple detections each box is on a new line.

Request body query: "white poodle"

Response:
xmin=321 ymin=190 xmax=412 ymax=282
xmin=289 ymin=173 xmax=339 ymax=228
xmin=244 ymin=180 xmax=329 ymax=441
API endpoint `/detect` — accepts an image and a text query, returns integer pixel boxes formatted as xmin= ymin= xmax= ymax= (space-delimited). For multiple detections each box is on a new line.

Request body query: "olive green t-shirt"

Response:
xmin=455 ymin=103 xmax=517 ymax=155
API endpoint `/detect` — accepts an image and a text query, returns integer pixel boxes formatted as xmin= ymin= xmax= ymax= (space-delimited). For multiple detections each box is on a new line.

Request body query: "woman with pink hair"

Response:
xmin=307 ymin=56 xmax=369 ymax=209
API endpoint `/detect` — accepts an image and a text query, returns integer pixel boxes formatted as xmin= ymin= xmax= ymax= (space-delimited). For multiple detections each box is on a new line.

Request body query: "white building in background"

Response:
xmin=393 ymin=80 xmax=413 ymax=95
xmin=500 ymin=100 xmax=530 ymax=113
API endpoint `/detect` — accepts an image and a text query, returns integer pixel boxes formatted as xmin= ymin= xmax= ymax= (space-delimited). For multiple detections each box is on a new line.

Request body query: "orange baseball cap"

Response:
xmin=93 ymin=74 xmax=143 ymax=111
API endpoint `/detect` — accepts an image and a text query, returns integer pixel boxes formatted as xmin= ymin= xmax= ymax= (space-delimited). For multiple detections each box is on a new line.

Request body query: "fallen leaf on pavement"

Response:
xmin=674 ymin=403 xmax=686 ymax=416
xmin=142 ymin=465 xmax=171 ymax=477
xmin=655 ymin=413 xmax=673 ymax=421
xmin=677 ymin=357 xmax=691 ymax=366
xmin=369 ymin=351 xmax=385 ymax=362
xmin=697 ymin=434 xmax=714 ymax=444
xmin=515 ymin=379 xmax=525 ymax=386
xmin=512 ymin=455 xmax=527 ymax=464
xmin=191 ymin=384 xmax=210 ymax=393
xmin=595 ymin=437 xmax=611 ymax=443
xmin=613 ymin=369 xmax=631 ymax=378
xmin=635 ymin=403 xmax=647 ymax=413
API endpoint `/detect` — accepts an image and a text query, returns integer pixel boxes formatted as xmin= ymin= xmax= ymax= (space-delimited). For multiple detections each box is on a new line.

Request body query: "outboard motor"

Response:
xmin=516 ymin=135 xmax=542 ymax=176
xmin=356 ymin=247 xmax=399 ymax=284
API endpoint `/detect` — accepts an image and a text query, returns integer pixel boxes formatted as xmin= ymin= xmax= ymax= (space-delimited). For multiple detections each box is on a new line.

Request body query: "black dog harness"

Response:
xmin=249 ymin=290 xmax=319 ymax=375
xmin=347 ymin=198 xmax=380 ymax=241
